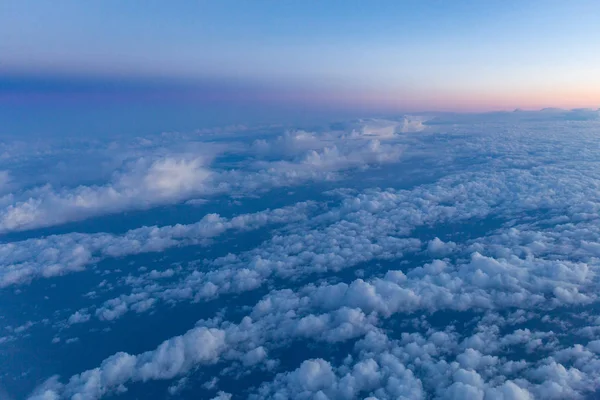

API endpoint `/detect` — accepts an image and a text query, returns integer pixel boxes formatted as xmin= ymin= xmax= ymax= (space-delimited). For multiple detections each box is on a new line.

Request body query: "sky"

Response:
xmin=2 ymin=0 xmax=600 ymax=116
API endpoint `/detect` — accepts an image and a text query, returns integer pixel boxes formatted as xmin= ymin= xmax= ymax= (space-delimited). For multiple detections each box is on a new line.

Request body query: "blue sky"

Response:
xmin=2 ymin=0 xmax=600 ymax=112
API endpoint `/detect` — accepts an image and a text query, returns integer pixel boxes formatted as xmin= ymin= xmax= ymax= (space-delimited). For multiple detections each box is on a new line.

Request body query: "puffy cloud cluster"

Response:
xmin=14 ymin=140 xmax=600 ymax=336
xmin=252 ymin=357 xmax=423 ymax=400
xmin=33 ymin=175 xmax=600 ymax=397
xmin=83 ymin=156 xmax=600 ymax=323
xmin=0 ymin=201 xmax=315 ymax=287
xmin=0 ymin=156 xmax=212 ymax=233
xmin=30 ymin=251 xmax=600 ymax=399
xmin=10 ymin=111 xmax=600 ymax=399
xmin=30 ymin=326 xmax=229 ymax=400
xmin=0 ymin=123 xmax=410 ymax=234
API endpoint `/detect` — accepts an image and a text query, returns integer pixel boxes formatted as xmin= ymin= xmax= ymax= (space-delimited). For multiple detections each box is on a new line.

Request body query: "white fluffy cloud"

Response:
xmin=0 ymin=156 xmax=212 ymax=233
xmin=0 ymin=123 xmax=409 ymax=233
xmin=0 ymin=201 xmax=315 ymax=287
xmin=11 ymin=111 xmax=600 ymax=400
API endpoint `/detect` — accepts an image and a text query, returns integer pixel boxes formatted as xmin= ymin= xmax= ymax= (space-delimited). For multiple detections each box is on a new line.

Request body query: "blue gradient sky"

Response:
xmin=2 ymin=0 xmax=600 ymax=114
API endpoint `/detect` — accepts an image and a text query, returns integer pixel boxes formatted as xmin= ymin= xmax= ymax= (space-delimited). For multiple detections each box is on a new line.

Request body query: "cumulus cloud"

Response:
xmin=427 ymin=237 xmax=457 ymax=256
xmin=34 ymin=216 xmax=600 ymax=398
xmin=0 ymin=156 xmax=212 ymax=233
xmin=0 ymin=201 xmax=315 ymax=287
xmin=67 ymin=310 xmax=91 ymax=325
xmin=12 ymin=112 xmax=600 ymax=400
xmin=71 ymin=153 xmax=600 ymax=324
xmin=0 ymin=123 xmax=412 ymax=233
